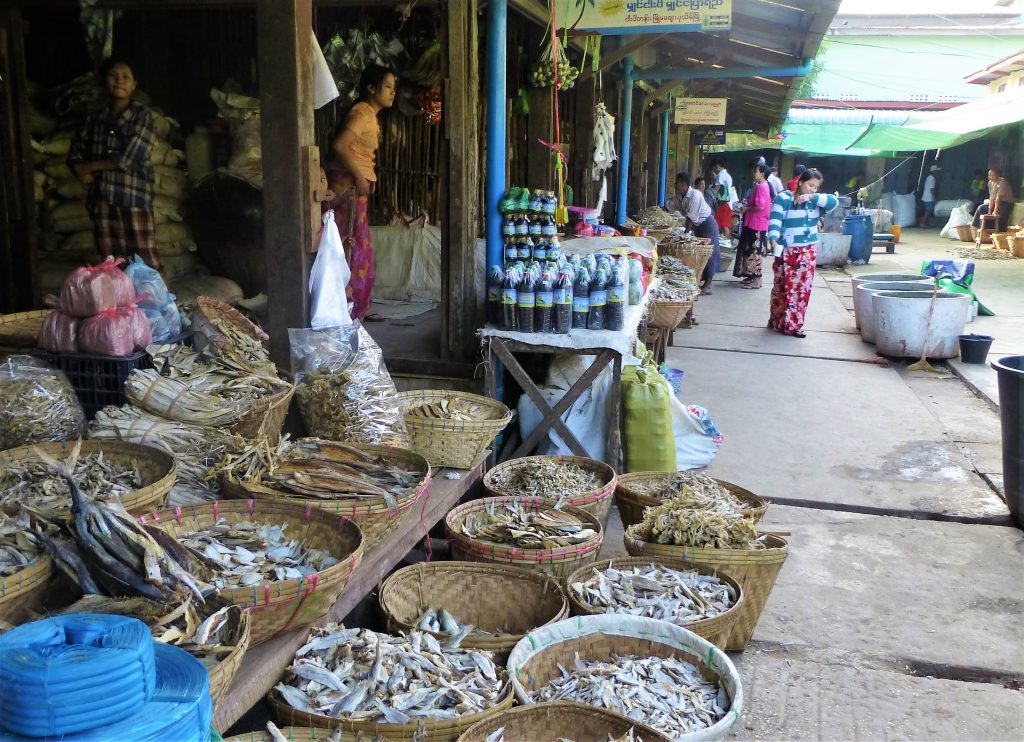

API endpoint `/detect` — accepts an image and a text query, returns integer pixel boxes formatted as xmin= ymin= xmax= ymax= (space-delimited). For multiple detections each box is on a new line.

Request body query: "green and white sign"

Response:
xmin=555 ymin=0 xmax=732 ymax=35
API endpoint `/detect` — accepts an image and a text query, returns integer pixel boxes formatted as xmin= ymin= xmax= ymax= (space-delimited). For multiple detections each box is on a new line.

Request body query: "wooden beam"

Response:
xmin=258 ymin=0 xmax=315 ymax=366
xmin=579 ymin=33 xmax=669 ymax=82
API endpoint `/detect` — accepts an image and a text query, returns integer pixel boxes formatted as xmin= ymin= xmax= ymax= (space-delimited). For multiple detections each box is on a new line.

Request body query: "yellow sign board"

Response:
xmin=556 ymin=0 xmax=732 ymax=35
xmin=674 ymin=98 xmax=728 ymax=126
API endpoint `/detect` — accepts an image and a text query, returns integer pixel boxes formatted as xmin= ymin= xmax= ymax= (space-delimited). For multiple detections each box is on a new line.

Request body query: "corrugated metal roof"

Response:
xmin=787 ymin=109 xmax=909 ymax=125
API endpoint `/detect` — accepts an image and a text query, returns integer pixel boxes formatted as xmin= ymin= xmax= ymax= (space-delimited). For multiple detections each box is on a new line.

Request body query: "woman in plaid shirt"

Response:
xmin=67 ymin=58 xmax=160 ymax=271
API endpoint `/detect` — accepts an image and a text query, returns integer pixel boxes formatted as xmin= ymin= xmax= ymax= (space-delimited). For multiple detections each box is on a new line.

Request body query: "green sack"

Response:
xmin=622 ymin=361 xmax=675 ymax=472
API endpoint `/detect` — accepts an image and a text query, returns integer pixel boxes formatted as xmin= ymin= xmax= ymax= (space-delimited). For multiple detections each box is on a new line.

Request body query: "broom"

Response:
xmin=906 ymin=281 xmax=941 ymax=373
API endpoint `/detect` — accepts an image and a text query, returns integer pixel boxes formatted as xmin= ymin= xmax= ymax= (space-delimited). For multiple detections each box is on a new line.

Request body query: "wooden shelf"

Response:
xmin=212 ymin=458 xmax=486 ymax=732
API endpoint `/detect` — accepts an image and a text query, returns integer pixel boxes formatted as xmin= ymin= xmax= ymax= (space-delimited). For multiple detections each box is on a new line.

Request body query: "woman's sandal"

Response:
xmin=791 ymin=331 xmax=806 ymax=338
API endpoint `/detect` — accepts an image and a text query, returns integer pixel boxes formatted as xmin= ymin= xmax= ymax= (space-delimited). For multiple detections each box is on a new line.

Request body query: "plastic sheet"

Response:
xmin=59 ymin=258 xmax=134 ymax=318
xmin=0 ymin=356 xmax=85 ymax=450
xmin=37 ymin=310 xmax=79 ymax=352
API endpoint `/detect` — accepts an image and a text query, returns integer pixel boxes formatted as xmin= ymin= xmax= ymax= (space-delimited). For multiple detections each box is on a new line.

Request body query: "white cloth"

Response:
xmin=311 ymin=31 xmax=340 ymax=109
xmin=922 ymin=174 xmax=936 ymax=203
xmin=716 ymin=168 xmax=734 ymax=204
xmin=767 ymin=174 xmax=784 ymax=198
xmin=667 ymin=188 xmax=713 ymax=226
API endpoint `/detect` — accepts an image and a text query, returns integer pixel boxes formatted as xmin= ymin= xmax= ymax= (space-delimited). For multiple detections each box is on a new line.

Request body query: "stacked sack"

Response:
xmin=29 ymin=73 xmax=201 ymax=295
xmin=38 ymin=257 xmax=153 ymax=356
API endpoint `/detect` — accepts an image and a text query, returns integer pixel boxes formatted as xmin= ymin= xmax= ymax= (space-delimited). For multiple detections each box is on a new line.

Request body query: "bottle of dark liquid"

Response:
xmin=518 ymin=269 xmax=536 ymax=333
xmin=606 ymin=261 xmax=625 ymax=331
xmin=515 ymin=212 xmax=530 ymax=236
xmin=554 ymin=270 xmax=572 ymax=334
xmin=533 ymin=238 xmax=548 ymax=261
xmin=572 ymin=268 xmax=590 ymax=329
xmin=500 ymin=270 xmax=518 ymax=331
xmin=588 ymin=268 xmax=607 ymax=330
xmin=504 ymin=238 xmax=517 ymax=263
xmin=517 ymin=238 xmax=531 ymax=261
xmin=487 ymin=265 xmax=503 ymax=326
xmin=535 ymin=270 xmax=554 ymax=334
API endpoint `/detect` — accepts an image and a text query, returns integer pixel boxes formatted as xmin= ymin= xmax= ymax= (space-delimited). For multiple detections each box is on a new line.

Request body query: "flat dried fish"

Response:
xmin=626 ymin=495 xmax=763 ymax=550
xmin=489 ymin=460 xmax=602 ymax=502
xmin=413 ymin=607 xmax=509 ymax=641
xmin=0 ymin=450 xmax=142 ymax=516
xmin=462 ymin=500 xmax=598 ymax=549
xmin=535 ymin=654 xmax=727 ymax=737
xmin=0 ymin=512 xmax=47 ymax=576
xmin=571 ymin=564 xmax=737 ymax=625
xmin=406 ymin=398 xmax=501 ymax=423
xmin=274 ymin=624 xmax=507 ymax=723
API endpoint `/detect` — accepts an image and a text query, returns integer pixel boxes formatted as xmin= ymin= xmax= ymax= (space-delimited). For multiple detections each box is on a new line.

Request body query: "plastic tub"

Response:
xmin=855 ymin=280 xmax=935 ymax=343
xmin=843 ymin=214 xmax=873 ymax=263
xmin=959 ymin=334 xmax=994 ymax=364
xmin=850 ymin=273 xmax=934 ymax=329
xmin=991 ymin=356 xmax=1024 ymax=529
xmin=872 ymin=290 xmax=970 ymax=359
xmin=816 ymin=233 xmax=852 ymax=267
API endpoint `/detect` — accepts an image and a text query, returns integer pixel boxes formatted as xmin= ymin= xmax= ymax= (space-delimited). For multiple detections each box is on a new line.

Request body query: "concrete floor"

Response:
xmin=600 ymin=237 xmax=1024 ymax=739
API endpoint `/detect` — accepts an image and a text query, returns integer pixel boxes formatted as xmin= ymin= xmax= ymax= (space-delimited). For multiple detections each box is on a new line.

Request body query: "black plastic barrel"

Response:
xmin=959 ymin=334 xmax=994 ymax=364
xmin=992 ymin=356 xmax=1024 ymax=529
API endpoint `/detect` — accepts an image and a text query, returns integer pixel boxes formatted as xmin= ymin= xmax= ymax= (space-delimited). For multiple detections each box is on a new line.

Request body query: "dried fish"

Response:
xmin=636 ymin=207 xmax=682 ymax=229
xmin=0 ymin=448 xmax=142 ymax=516
xmin=412 ymin=607 xmax=509 ymax=641
xmin=629 ymin=474 xmax=747 ymax=516
xmin=148 ymin=342 xmax=287 ymax=402
xmin=406 ymin=398 xmax=501 ymax=423
xmin=656 ymin=255 xmax=697 ymax=282
xmin=176 ymin=517 xmax=339 ymax=589
xmin=0 ymin=512 xmax=48 ymax=576
xmin=489 ymin=729 xmax=644 ymax=742
xmin=535 ymin=654 xmax=727 ymax=737
xmin=461 ymin=500 xmax=598 ymax=549
xmin=126 ymin=369 xmax=250 ymax=427
xmin=489 ymin=460 xmax=602 ymax=502
xmin=626 ymin=494 xmax=764 ymax=550
xmin=0 ymin=357 xmax=84 ymax=450
xmin=571 ymin=564 xmax=736 ymax=625
xmin=274 ymin=624 xmax=507 ymax=723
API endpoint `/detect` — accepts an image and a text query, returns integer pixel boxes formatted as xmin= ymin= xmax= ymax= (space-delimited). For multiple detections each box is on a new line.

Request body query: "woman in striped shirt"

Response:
xmin=766 ymin=168 xmax=838 ymax=338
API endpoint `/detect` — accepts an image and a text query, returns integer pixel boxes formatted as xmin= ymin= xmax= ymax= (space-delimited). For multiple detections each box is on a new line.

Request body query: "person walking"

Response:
xmin=972 ymin=168 xmax=1016 ymax=233
xmin=735 ymin=164 xmax=772 ymax=289
xmin=918 ymin=165 xmax=940 ymax=228
xmin=767 ymin=168 xmax=839 ymax=338
xmin=669 ymin=172 xmax=720 ymax=295
xmin=710 ymin=160 xmax=735 ymax=238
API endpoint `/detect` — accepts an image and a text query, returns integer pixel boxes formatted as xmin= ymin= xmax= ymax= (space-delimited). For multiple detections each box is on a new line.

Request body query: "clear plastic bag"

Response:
xmin=37 ymin=310 xmax=79 ymax=353
xmin=0 ymin=356 xmax=85 ymax=449
xmin=59 ymin=257 xmax=135 ymax=318
xmin=289 ymin=323 xmax=410 ymax=447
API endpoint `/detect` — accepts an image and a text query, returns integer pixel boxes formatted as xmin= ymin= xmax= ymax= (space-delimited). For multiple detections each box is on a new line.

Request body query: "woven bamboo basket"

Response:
xmin=565 ymin=557 xmax=744 ymax=650
xmin=992 ymin=232 xmax=1012 ymax=251
xmin=954 ymin=224 xmax=975 ymax=242
xmin=614 ymin=473 xmax=768 ymax=530
xmin=458 ymin=701 xmax=671 ymax=742
xmin=660 ymin=241 xmax=714 ymax=276
xmin=1012 ymin=234 xmax=1024 ymax=259
xmin=207 ymin=602 xmax=253 ymax=711
xmin=268 ymin=674 xmax=515 ymax=742
xmin=483 ymin=455 xmax=618 ymax=528
xmin=229 ymin=380 xmax=295 ymax=445
xmin=445 ymin=497 xmax=604 ymax=580
xmin=224 ymin=730 xmax=365 ymax=742
xmin=0 ymin=309 xmax=48 ymax=349
xmin=192 ymin=296 xmax=270 ymax=352
xmin=624 ymin=532 xmax=789 ymax=651
xmin=223 ymin=444 xmax=430 ymax=550
xmin=145 ymin=499 xmax=364 ymax=646
xmin=648 ymin=298 xmax=695 ymax=330
xmin=379 ymin=561 xmax=568 ymax=663
xmin=0 ymin=552 xmax=54 ymax=624
xmin=507 ymin=614 xmax=742 ymax=741
xmin=397 ymin=390 xmax=511 ymax=469
xmin=0 ymin=439 xmax=174 ymax=517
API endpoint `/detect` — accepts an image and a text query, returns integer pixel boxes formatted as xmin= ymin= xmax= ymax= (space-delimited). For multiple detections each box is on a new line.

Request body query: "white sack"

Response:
xmin=670 ymin=397 xmax=722 ymax=470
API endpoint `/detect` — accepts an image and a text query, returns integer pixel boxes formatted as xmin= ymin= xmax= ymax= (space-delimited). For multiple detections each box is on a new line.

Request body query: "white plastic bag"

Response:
xmin=670 ymin=396 xmax=723 ymax=470
xmin=940 ymin=203 xmax=973 ymax=239
xmin=309 ymin=210 xmax=352 ymax=329
xmin=517 ymin=363 xmax=611 ymax=462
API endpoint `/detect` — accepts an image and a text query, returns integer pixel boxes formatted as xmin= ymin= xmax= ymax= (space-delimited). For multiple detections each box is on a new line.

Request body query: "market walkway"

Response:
xmin=603 ymin=240 xmax=1024 ymax=739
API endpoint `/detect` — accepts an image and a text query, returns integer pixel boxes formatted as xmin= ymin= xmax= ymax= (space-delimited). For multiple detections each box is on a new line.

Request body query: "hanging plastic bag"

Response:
xmin=288 ymin=323 xmax=409 ymax=447
xmin=622 ymin=359 xmax=675 ymax=472
xmin=670 ymin=398 xmax=723 ymax=470
xmin=124 ymin=255 xmax=170 ymax=309
xmin=59 ymin=257 xmax=135 ymax=317
xmin=37 ymin=310 xmax=79 ymax=353
xmin=309 ymin=210 xmax=352 ymax=329
xmin=0 ymin=356 xmax=85 ymax=449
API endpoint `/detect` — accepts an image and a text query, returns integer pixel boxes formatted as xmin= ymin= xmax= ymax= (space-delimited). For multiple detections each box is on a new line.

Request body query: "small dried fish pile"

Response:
xmin=274 ymin=624 xmax=507 ymax=723
xmin=406 ymin=398 xmax=501 ymax=422
xmin=571 ymin=564 xmax=736 ymax=624
xmin=650 ymin=282 xmax=696 ymax=303
xmin=658 ymin=228 xmax=710 ymax=249
xmin=0 ymin=357 xmax=84 ymax=450
xmin=0 ymin=449 xmax=141 ymax=514
xmin=414 ymin=607 xmax=507 ymax=642
xmin=536 ymin=655 xmax=727 ymax=736
xmin=0 ymin=512 xmax=45 ymax=576
xmin=461 ymin=500 xmax=598 ymax=549
xmin=656 ymin=255 xmax=697 ymax=281
xmin=199 ymin=312 xmax=272 ymax=369
xmin=149 ymin=342 xmax=288 ymax=402
xmin=630 ymin=474 xmax=746 ymax=515
xmin=489 ymin=459 xmax=602 ymax=501
xmin=177 ymin=518 xmax=339 ymax=588
xmin=626 ymin=495 xmax=764 ymax=549
xmin=126 ymin=368 xmax=250 ymax=427
xmin=486 ymin=729 xmax=642 ymax=742
xmin=637 ymin=207 xmax=681 ymax=229
xmin=298 ymin=367 xmax=409 ymax=448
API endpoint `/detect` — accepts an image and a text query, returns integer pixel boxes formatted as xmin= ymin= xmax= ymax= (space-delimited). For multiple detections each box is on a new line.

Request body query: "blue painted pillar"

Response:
xmin=658 ymin=108 xmax=670 ymax=206
xmin=615 ymin=54 xmax=634 ymax=226
xmin=485 ymin=0 xmax=507 ymax=272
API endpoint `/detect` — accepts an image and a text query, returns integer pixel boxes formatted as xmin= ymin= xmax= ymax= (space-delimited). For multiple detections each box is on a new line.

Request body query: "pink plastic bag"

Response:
xmin=77 ymin=304 xmax=150 ymax=356
xmin=37 ymin=310 xmax=79 ymax=353
xmin=59 ymin=257 xmax=135 ymax=318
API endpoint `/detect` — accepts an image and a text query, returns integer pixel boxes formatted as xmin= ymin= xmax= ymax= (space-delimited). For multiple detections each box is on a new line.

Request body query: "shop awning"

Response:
xmin=707 ymin=123 xmax=898 ymax=157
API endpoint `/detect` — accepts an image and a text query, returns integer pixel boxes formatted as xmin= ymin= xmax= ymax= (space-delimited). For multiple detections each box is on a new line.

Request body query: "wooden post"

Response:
xmin=257 ymin=0 xmax=315 ymax=366
xmin=572 ymin=76 xmax=596 ymax=208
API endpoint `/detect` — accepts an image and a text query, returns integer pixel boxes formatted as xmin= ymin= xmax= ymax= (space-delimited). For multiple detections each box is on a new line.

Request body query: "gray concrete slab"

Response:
xmin=731 ymin=649 xmax=1024 ymax=742
xmin=753 ymin=505 xmax=1024 ymax=675
xmin=668 ymin=347 xmax=1008 ymax=519
xmin=898 ymin=370 xmax=1003 ymax=444
xmin=671 ymin=323 xmax=879 ymax=363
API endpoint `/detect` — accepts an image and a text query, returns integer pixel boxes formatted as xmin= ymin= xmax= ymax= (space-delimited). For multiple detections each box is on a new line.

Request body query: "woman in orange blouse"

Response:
xmin=327 ymin=65 xmax=396 ymax=320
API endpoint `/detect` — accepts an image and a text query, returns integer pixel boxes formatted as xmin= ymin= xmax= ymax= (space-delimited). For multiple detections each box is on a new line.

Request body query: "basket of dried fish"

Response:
xmin=445 ymin=497 xmax=604 ymax=580
xmin=565 ymin=557 xmax=744 ymax=650
xmin=218 ymin=439 xmax=430 ymax=550
xmin=0 ymin=309 xmax=49 ymax=350
xmin=268 ymin=625 xmax=515 ymax=741
xmin=147 ymin=499 xmax=364 ymax=646
xmin=623 ymin=496 xmax=788 ymax=651
xmin=0 ymin=439 xmax=174 ymax=518
xmin=223 ymin=726 xmax=332 ymax=742
xmin=0 ymin=512 xmax=55 ymax=624
xmin=615 ymin=472 xmax=767 ymax=529
xmin=229 ymin=379 xmax=295 ymax=444
xmin=192 ymin=296 xmax=270 ymax=355
xmin=379 ymin=561 xmax=568 ymax=663
xmin=483 ymin=456 xmax=617 ymax=527
xmin=397 ymin=390 xmax=511 ymax=470
xmin=657 ymin=232 xmax=714 ymax=276
xmin=457 ymin=701 xmax=671 ymax=742
xmin=636 ymin=207 xmax=684 ymax=230
xmin=507 ymin=614 xmax=742 ymax=740
xmin=59 ymin=592 xmax=251 ymax=710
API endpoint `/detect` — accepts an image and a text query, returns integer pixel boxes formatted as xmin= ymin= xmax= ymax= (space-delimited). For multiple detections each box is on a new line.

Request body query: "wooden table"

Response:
xmin=212 ymin=457 xmax=485 ymax=732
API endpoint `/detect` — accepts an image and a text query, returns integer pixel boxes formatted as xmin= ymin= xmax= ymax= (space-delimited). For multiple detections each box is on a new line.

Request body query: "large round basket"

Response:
xmin=565 ymin=557 xmax=744 ymax=650
xmin=660 ymin=241 xmax=714 ymax=276
xmin=507 ymin=614 xmax=742 ymax=741
xmin=229 ymin=380 xmax=295 ymax=445
xmin=648 ymin=298 xmax=695 ymax=330
xmin=207 ymin=603 xmax=252 ymax=712
xmin=379 ymin=561 xmax=568 ymax=663
xmin=0 ymin=309 xmax=48 ymax=350
xmin=192 ymin=296 xmax=270 ymax=351
xmin=145 ymin=499 xmax=364 ymax=646
xmin=615 ymin=473 xmax=768 ymax=529
xmin=223 ymin=444 xmax=430 ymax=550
xmin=483 ymin=455 xmax=617 ymax=528
xmin=0 ymin=439 xmax=174 ymax=518
xmin=397 ymin=390 xmax=511 ymax=470
xmin=268 ymin=671 xmax=515 ymax=742
xmin=457 ymin=701 xmax=671 ymax=742
xmin=1012 ymin=234 xmax=1024 ymax=259
xmin=0 ymin=553 xmax=53 ymax=625
xmin=223 ymin=730 xmax=351 ymax=742
xmin=445 ymin=497 xmax=604 ymax=580
xmin=624 ymin=532 xmax=788 ymax=652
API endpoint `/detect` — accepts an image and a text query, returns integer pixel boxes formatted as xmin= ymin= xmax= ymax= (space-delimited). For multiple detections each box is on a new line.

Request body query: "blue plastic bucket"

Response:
xmin=843 ymin=214 xmax=873 ymax=264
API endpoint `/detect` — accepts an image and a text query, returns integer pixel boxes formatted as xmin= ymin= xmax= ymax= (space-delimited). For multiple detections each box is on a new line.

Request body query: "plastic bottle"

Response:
xmin=554 ymin=270 xmax=573 ymax=334
xmin=535 ymin=271 xmax=554 ymax=334
xmin=500 ymin=270 xmax=518 ymax=331
xmin=548 ymin=236 xmax=562 ymax=261
xmin=517 ymin=269 xmax=536 ymax=333
xmin=516 ymin=213 xmax=530 ymax=236
xmin=572 ymin=268 xmax=590 ymax=329
xmin=529 ymin=216 xmax=543 ymax=237
xmin=532 ymin=238 xmax=547 ymax=261
xmin=606 ymin=263 xmax=625 ymax=331
xmin=487 ymin=266 xmax=503 ymax=326
xmin=504 ymin=238 xmax=518 ymax=263
xmin=588 ymin=268 xmax=607 ymax=330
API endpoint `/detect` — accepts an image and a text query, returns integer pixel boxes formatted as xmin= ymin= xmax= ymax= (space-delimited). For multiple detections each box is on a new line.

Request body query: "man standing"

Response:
xmin=669 ymin=172 xmax=720 ymax=295
xmin=973 ymin=168 xmax=1016 ymax=233
xmin=768 ymin=167 xmax=784 ymax=199
xmin=919 ymin=165 xmax=939 ymax=228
